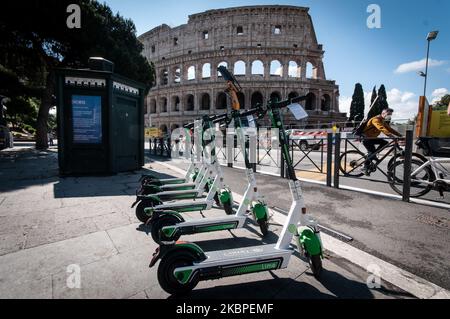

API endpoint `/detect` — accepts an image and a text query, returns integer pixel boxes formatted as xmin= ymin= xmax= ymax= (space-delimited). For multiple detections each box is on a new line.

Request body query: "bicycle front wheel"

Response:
xmin=388 ymin=159 xmax=434 ymax=197
xmin=339 ymin=150 xmax=366 ymax=177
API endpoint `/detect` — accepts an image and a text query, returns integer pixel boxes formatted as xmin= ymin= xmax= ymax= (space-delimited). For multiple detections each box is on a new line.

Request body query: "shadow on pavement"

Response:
xmin=0 ymin=146 xmax=181 ymax=199
xmin=170 ymin=269 xmax=379 ymax=299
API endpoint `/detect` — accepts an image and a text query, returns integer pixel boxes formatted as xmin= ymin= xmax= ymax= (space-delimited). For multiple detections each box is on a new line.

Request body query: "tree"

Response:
xmin=432 ymin=94 xmax=450 ymax=111
xmin=1 ymin=1 xmax=154 ymax=149
xmin=367 ymin=85 xmax=389 ymax=119
xmin=349 ymin=83 xmax=365 ymax=122
xmin=378 ymin=84 xmax=389 ymax=111
xmin=367 ymin=86 xmax=378 ymax=119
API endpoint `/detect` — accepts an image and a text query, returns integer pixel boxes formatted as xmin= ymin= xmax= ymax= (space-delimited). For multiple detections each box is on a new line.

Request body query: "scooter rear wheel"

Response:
xmin=309 ymin=254 xmax=323 ymax=279
xmin=158 ymin=251 xmax=199 ymax=295
xmin=151 ymin=214 xmax=182 ymax=244
xmin=258 ymin=219 xmax=269 ymax=236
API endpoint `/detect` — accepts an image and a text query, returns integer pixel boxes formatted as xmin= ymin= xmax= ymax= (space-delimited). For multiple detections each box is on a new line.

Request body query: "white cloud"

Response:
xmin=431 ymin=88 xmax=449 ymax=104
xmin=386 ymin=89 xmax=418 ymax=120
xmin=394 ymin=58 xmax=447 ymax=74
xmin=338 ymin=96 xmax=352 ymax=115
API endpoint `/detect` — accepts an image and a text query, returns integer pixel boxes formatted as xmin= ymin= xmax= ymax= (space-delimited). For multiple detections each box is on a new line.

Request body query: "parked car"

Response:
xmin=286 ymin=129 xmax=327 ymax=151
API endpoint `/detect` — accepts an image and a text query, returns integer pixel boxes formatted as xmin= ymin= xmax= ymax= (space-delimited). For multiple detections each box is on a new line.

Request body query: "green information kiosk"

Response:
xmin=56 ymin=57 xmax=146 ymax=175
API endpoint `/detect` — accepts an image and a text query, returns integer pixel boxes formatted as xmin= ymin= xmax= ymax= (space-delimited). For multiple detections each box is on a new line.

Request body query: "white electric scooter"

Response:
xmin=149 ymin=82 xmax=270 ymax=244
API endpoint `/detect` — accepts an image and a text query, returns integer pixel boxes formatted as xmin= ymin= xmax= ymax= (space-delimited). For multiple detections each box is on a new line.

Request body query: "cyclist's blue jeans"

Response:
xmin=362 ymin=138 xmax=389 ymax=168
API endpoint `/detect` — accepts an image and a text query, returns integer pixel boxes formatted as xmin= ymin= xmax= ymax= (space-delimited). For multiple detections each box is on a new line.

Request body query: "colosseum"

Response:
xmin=138 ymin=5 xmax=347 ymax=135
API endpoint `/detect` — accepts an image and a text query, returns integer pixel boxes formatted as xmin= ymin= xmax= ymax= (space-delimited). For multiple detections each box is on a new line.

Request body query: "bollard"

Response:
xmin=333 ymin=133 xmax=341 ymax=189
xmin=326 ymin=133 xmax=333 ymax=187
xmin=402 ymin=130 xmax=414 ymax=202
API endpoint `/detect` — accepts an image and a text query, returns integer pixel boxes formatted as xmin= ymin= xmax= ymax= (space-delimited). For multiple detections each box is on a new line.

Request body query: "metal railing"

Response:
xmin=146 ymin=129 xmax=429 ymax=203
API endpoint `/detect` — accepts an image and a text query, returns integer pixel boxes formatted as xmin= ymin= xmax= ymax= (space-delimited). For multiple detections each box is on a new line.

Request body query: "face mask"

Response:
xmin=384 ymin=115 xmax=392 ymax=122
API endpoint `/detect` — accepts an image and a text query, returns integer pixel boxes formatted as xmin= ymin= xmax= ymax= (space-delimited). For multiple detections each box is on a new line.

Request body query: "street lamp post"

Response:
xmin=423 ymin=31 xmax=439 ymax=98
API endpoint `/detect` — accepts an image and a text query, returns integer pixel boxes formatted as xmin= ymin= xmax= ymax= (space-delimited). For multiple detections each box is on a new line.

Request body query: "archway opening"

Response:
xmin=202 ymin=63 xmax=211 ymax=78
xmin=234 ymin=61 xmax=246 ymax=76
xmin=305 ymin=93 xmax=316 ymax=110
xmin=288 ymin=61 xmax=300 ymax=78
xmin=216 ymin=92 xmax=227 ymax=109
xmin=185 ymin=94 xmax=195 ymax=111
xmin=172 ymin=96 xmax=180 ymax=112
xmin=251 ymin=60 xmax=264 ymax=76
xmin=201 ymin=93 xmax=211 ymax=110
xmin=217 ymin=62 xmax=228 ymax=77
xmin=306 ymin=62 xmax=316 ymax=79
xmin=288 ymin=92 xmax=299 ymax=100
xmin=174 ymin=67 xmax=181 ymax=84
xmin=160 ymin=97 xmax=168 ymax=113
xmin=270 ymin=60 xmax=282 ymax=77
xmin=237 ymin=92 xmax=245 ymax=109
xmin=160 ymin=69 xmax=168 ymax=85
xmin=321 ymin=94 xmax=331 ymax=112
xmin=251 ymin=92 xmax=264 ymax=107
xmin=270 ymin=91 xmax=282 ymax=102
xmin=187 ymin=66 xmax=196 ymax=81
xmin=150 ymin=99 xmax=157 ymax=113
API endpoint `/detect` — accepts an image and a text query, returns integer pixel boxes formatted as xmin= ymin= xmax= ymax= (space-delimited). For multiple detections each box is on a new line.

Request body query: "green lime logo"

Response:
xmin=288 ymin=224 xmax=297 ymax=235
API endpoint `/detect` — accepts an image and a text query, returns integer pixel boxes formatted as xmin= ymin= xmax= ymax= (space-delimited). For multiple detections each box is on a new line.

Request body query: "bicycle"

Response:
xmin=339 ymin=138 xmax=427 ymax=178
xmin=388 ymin=152 xmax=450 ymax=198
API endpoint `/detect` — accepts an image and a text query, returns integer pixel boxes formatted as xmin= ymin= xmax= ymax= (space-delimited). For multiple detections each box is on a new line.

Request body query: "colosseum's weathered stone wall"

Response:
xmin=138 ymin=5 xmax=347 ymax=134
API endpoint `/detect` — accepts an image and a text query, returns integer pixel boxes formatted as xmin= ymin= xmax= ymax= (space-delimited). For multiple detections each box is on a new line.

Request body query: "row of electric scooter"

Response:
xmin=131 ymin=66 xmax=324 ymax=295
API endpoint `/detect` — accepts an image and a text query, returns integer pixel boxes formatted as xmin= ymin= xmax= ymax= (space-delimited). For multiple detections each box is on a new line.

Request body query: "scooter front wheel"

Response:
xmin=158 ymin=251 xmax=199 ymax=295
xmin=223 ymin=199 xmax=234 ymax=215
xmin=309 ymin=254 xmax=322 ymax=279
xmin=135 ymin=200 xmax=155 ymax=223
xmin=151 ymin=214 xmax=182 ymax=244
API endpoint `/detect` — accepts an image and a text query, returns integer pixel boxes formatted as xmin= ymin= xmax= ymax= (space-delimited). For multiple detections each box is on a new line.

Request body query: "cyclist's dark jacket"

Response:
xmin=363 ymin=116 xmax=401 ymax=138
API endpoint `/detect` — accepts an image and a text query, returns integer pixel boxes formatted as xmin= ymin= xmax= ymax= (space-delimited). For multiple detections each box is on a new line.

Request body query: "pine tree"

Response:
xmin=378 ymin=84 xmax=389 ymax=111
xmin=368 ymin=86 xmax=381 ymax=119
xmin=349 ymin=83 xmax=365 ymax=122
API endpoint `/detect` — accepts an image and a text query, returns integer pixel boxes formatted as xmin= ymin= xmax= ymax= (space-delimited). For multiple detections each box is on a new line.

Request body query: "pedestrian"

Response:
xmin=48 ymin=131 xmax=54 ymax=146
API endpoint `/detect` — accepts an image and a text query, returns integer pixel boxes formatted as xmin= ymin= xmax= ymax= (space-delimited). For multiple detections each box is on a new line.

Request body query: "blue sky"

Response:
xmin=104 ymin=0 xmax=449 ymax=119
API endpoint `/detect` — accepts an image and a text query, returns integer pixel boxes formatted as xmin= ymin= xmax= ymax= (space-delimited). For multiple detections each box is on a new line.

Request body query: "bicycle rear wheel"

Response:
xmin=388 ymin=159 xmax=434 ymax=197
xmin=339 ymin=150 xmax=366 ymax=177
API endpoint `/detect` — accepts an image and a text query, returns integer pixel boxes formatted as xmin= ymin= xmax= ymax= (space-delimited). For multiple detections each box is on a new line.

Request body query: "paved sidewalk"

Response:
xmin=0 ymin=146 xmax=426 ymax=298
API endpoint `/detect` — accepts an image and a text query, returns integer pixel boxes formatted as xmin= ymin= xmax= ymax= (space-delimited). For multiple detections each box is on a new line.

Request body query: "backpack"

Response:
xmin=352 ymin=95 xmax=380 ymax=137
xmin=352 ymin=119 xmax=368 ymax=137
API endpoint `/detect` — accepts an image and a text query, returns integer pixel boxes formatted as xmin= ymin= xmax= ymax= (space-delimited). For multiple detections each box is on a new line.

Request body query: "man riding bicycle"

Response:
xmin=362 ymin=108 xmax=403 ymax=175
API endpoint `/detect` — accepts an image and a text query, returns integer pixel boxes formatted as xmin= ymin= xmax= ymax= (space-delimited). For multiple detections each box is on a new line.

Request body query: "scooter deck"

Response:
xmin=154 ymin=199 xmax=209 ymax=213
xmin=159 ymin=177 xmax=187 ymax=184
xmin=204 ymin=245 xmax=290 ymax=264
xmin=161 ymin=183 xmax=196 ymax=191
xmin=157 ymin=189 xmax=201 ymax=199
xmin=173 ymin=245 xmax=292 ymax=281
xmin=163 ymin=216 xmax=246 ymax=236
